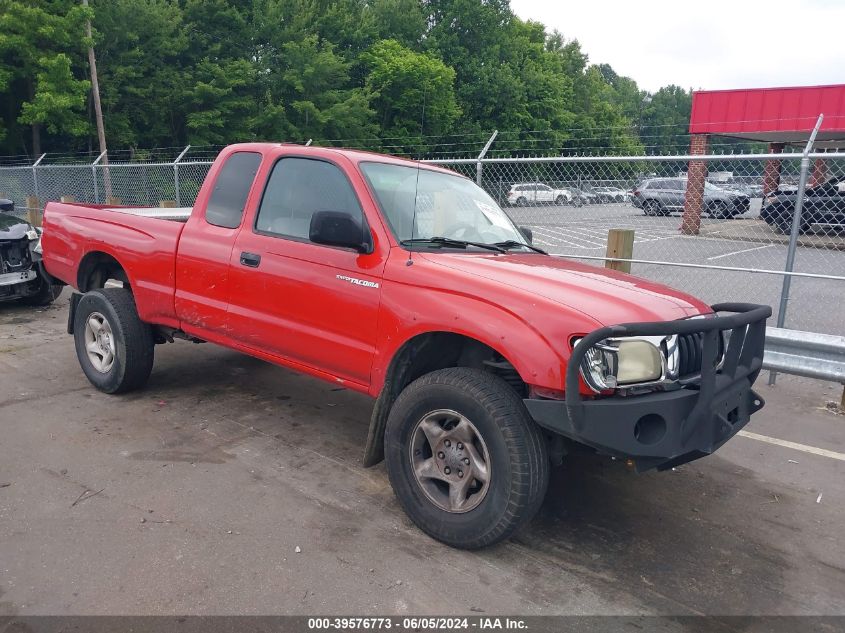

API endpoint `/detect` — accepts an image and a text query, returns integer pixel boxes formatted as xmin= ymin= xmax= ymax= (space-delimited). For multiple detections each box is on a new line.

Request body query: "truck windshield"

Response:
xmin=360 ymin=162 xmax=527 ymax=247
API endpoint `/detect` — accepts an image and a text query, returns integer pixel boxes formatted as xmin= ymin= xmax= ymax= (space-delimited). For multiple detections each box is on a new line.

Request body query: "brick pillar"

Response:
xmin=809 ymin=157 xmax=827 ymax=187
xmin=762 ymin=142 xmax=784 ymax=196
xmin=681 ymin=134 xmax=709 ymax=235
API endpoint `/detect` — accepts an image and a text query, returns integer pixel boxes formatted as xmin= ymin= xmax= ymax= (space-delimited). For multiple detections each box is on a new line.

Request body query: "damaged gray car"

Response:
xmin=0 ymin=199 xmax=63 ymax=305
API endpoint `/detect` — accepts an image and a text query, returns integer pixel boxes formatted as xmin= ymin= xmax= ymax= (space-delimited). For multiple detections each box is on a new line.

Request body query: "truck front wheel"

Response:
xmin=73 ymin=288 xmax=154 ymax=394
xmin=384 ymin=368 xmax=549 ymax=549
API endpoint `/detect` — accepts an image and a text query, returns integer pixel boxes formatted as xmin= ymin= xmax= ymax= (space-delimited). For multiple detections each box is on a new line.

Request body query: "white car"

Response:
xmin=507 ymin=183 xmax=572 ymax=206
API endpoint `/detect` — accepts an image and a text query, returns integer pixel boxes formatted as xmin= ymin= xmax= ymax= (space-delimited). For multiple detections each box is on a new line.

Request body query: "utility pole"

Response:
xmin=82 ymin=0 xmax=111 ymax=197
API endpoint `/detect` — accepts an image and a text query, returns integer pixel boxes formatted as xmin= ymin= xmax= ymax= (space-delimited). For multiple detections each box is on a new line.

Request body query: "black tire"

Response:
xmin=643 ymin=200 xmax=661 ymax=216
xmin=555 ymin=195 xmax=566 ymax=205
xmin=775 ymin=220 xmax=809 ymax=236
xmin=709 ymin=200 xmax=730 ymax=219
xmin=73 ymin=288 xmax=154 ymax=394
xmin=384 ymin=367 xmax=549 ymax=549
xmin=516 ymin=197 xmax=527 ymax=207
xmin=20 ymin=277 xmax=62 ymax=306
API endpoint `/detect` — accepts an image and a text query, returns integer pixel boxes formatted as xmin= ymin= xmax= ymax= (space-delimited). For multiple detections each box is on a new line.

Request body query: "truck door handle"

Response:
xmin=240 ymin=252 xmax=261 ymax=268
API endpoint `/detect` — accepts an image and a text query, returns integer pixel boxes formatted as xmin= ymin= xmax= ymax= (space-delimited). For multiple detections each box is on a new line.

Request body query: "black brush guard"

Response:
xmin=523 ymin=303 xmax=771 ymax=472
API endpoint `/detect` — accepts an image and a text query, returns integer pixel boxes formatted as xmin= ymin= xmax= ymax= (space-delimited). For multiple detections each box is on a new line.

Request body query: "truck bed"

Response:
xmin=42 ymin=202 xmax=187 ymax=327
xmin=107 ymin=206 xmax=192 ymax=221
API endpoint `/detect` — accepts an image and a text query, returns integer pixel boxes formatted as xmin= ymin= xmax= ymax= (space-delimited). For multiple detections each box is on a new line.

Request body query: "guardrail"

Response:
xmin=763 ymin=327 xmax=845 ymax=407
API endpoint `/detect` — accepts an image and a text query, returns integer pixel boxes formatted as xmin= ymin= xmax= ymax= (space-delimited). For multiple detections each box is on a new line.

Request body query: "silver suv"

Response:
xmin=631 ymin=178 xmax=750 ymax=218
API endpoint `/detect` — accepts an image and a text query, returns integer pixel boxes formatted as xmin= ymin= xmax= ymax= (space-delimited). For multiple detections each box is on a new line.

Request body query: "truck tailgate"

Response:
xmin=42 ymin=202 xmax=187 ymax=327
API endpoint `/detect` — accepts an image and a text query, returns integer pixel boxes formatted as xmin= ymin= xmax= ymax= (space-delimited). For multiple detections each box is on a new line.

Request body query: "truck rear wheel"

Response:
xmin=73 ymin=288 xmax=154 ymax=394
xmin=384 ymin=368 xmax=549 ymax=549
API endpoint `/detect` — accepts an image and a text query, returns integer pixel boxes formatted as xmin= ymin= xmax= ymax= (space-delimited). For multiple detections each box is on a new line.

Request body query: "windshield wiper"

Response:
xmin=493 ymin=240 xmax=547 ymax=255
xmin=401 ymin=237 xmax=506 ymax=253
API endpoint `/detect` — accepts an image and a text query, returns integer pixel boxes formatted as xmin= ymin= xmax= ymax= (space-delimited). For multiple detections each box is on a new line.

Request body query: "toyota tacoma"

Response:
xmin=41 ymin=143 xmax=770 ymax=549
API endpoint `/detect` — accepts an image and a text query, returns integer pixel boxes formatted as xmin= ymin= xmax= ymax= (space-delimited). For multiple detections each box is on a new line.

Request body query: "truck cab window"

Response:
xmin=205 ymin=152 xmax=262 ymax=229
xmin=255 ymin=157 xmax=363 ymax=241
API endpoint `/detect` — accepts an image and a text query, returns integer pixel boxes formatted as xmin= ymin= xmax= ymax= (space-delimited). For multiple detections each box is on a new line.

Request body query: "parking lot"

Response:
xmin=1 ymin=294 xmax=844 ymax=616
xmin=506 ymin=201 xmax=845 ymax=336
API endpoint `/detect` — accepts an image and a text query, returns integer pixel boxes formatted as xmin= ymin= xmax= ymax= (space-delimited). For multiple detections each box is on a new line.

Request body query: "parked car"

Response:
xmin=507 ymin=182 xmax=572 ymax=206
xmin=761 ymin=177 xmax=845 ymax=234
xmin=0 ymin=198 xmax=62 ymax=305
xmin=42 ymin=143 xmax=771 ymax=550
xmin=728 ymin=183 xmax=763 ymax=198
xmin=570 ymin=187 xmax=600 ymax=207
xmin=592 ymin=186 xmax=629 ymax=203
xmin=631 ymin=178 xmax=750 ymax=218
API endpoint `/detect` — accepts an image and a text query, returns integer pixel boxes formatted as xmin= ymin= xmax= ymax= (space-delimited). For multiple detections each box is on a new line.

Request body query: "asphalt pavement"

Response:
xmin=1 ymin=295 xmax=844 ymax=616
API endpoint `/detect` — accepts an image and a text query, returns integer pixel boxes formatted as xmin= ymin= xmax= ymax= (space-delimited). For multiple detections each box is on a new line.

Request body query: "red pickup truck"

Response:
xmin=42 ymin=143 xmax=770 ymax=549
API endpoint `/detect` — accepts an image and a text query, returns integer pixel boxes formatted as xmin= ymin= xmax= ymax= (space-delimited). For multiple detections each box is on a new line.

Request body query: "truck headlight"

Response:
xmin=577 ymin=338 xmax=664 ymax=392
xmin=26 ymin=229 xmax=39 ymax=241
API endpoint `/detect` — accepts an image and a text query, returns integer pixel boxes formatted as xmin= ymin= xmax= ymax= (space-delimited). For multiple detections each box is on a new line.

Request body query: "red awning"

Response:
xmin=689 ymin=84 xmax=845 ymax=147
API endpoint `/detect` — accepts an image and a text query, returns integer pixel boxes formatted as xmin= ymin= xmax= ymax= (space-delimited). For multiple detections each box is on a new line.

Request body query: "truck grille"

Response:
xmin=677 ymin=331 xmax=725 ymax=378
xmin=0 ymin=239 xmax=31 ymax=274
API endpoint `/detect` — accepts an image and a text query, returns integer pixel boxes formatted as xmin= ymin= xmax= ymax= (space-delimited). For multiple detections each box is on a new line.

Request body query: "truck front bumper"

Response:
xmin=524 ymin=303 xmax=771 ymax=472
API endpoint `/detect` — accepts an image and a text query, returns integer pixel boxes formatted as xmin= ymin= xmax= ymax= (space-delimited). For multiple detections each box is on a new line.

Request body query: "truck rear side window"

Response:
xmin=255 ymin=157 xmax=362 ymax=241
xmin=205 ymin=152 xmax=262 ymax=229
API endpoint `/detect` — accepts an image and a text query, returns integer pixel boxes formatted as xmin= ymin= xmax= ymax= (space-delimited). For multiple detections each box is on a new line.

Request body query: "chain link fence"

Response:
xmin=1 ymin=142 xmax=843 ymax=337
xmin=431 ymin=152 xmax=844 ymax=337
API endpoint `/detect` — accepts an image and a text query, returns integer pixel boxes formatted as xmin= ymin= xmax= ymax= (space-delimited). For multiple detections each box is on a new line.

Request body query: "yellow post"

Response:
xmin=159 ymin=200 xmax=176 ymax=208
xmin=105 ymin=196 xmax=122 ymax=206
xmin=605 ymin=229 xmax=635 ymax=273
xmin=25 ymin=196 xmax=42 ymax=227
xmin=60 ymin=195 xmax=75 ymax=203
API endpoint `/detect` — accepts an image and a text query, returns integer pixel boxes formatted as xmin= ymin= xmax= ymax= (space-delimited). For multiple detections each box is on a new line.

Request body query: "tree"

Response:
xmin=0 ymin=0 xmax=90 ymax=154
xmin=181 ymin=0 xmax=257 ymax=145
xmin=640 ymin=85 xmax=693 ymax=154
xmin=91 ymin=0 xmax=189 ymax=150
xmin=371 ymin=0 xmax=425 ymax=47
xmin=183 ymin=59 xmax=256 ymax=145
xmin=252 ymin=0 xmax=378 ymax=143
xmin=596 ymin=63 xmax=646 ymax=123
xmin=17 ymin=54 xmax=90 ymax=139
xmin=363 ymin=39 xmax=460 ymax=148
xmin=0 ymin=0 xmax=697 ymax=158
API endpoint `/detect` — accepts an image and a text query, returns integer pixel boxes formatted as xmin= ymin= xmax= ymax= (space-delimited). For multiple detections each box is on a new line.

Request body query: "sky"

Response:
xmin=509 ymin=0 xmax=845 ymax=93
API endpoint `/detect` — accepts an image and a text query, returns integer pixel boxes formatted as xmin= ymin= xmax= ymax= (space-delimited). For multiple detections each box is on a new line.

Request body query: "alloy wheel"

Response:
xmin=409 ymin=409 xmax=491 ymax=513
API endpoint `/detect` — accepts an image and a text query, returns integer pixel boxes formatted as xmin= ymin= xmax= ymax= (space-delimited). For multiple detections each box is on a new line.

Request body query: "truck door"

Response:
xmin=175 ymin=151 xmax=263 ymax=336
xmin=226 ymin=155 xmax=385 ymax=388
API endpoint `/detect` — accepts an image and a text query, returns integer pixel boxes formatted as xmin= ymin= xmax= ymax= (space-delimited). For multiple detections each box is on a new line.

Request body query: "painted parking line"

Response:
xmin=531 ymin=232 xmax=601 ymax=250
xmin=532 ymin=225 xmax=686 ymax=249
xmin=737 ymin=430 xmax=845 ymax=461
xmin=531 ymin=227 xmax=606 ymax=249
xmin=706 ymin=244 xmax=775 ymax=261
xmin=566 ymin=225 xmax=679 ymax=241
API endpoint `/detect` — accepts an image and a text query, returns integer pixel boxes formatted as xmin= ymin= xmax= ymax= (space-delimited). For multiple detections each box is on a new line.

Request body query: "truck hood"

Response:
xmin=0 ymin=213 xmax=33 ymax=240
xmin=423 ymin=252 xmax=711 ymax=326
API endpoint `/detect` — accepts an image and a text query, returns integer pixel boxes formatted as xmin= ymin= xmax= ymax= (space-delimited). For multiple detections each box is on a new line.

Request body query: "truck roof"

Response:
xmin=223 ymin=142 xmax=460 ymax=176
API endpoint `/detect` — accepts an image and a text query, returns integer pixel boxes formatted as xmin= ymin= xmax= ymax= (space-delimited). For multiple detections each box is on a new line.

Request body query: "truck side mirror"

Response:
xmin=518 ymin=226 xmax=533 ymax=244
xmin=309 ymin=210 xmax=373 ymax=254
xmin=0 ymin=198 xmax=14 ymax=213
